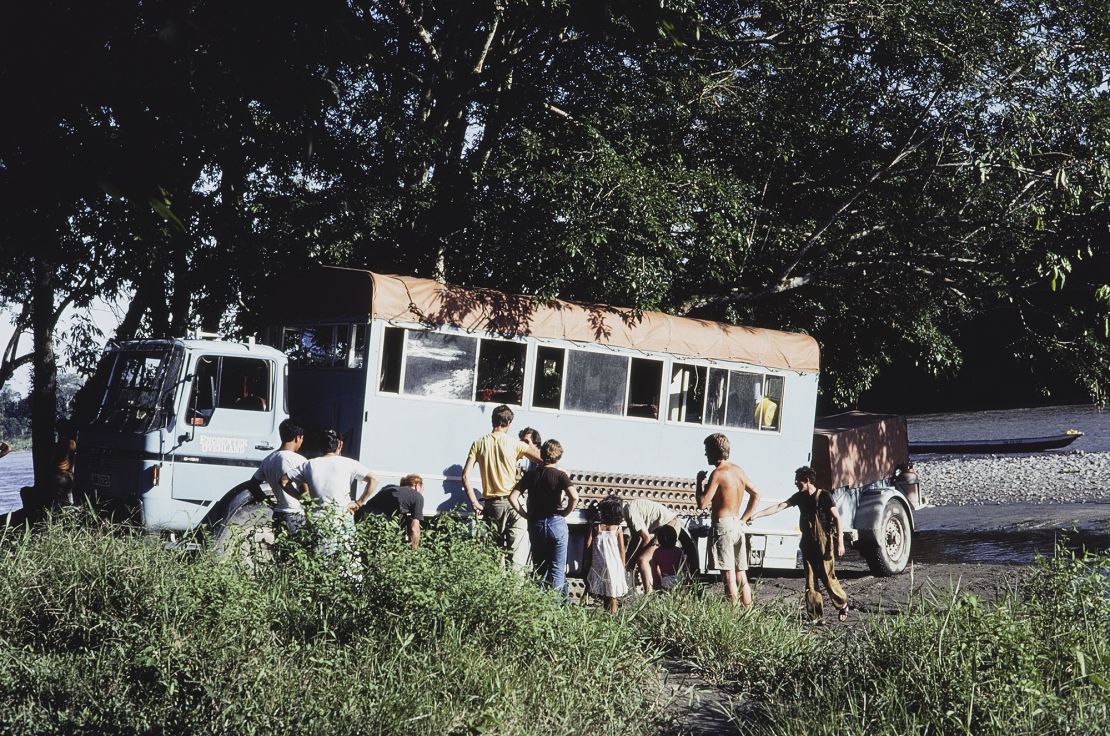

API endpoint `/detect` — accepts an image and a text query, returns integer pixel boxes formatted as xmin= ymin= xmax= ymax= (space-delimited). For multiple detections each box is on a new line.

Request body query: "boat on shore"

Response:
xmin=908 ymin=431 xmax=1083 ymax=454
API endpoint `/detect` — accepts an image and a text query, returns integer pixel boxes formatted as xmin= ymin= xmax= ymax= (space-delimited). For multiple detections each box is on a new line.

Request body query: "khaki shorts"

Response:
xmin=708 ymin=517 xmax=748 ymax=572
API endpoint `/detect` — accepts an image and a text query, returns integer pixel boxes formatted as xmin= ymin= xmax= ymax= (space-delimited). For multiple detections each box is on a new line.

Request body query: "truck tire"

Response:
xmin=862 ymin=500 xmax=911 ymax=576
xmin=212 ymin=490 xmax=275 ymax=563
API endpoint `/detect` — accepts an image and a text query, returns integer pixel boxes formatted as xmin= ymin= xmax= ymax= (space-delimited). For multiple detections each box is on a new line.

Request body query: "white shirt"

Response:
xmin=252 ymin=449 xmax=306 ymax=514
xmin=294 ymin=455 xmax=373 ymax=508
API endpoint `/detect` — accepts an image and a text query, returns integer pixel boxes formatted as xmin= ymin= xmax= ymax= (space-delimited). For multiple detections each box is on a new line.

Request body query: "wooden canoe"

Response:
xmin=908 ymin=432 xmax=1083 ymax=454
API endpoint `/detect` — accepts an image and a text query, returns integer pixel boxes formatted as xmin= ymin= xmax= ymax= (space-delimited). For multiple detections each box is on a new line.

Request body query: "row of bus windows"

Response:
xmin=377 ymin=327 xmax=784 ymax=431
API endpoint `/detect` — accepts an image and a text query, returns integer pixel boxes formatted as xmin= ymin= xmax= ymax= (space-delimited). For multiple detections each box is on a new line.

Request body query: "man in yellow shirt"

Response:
xmin=463 ymin=405 xmax=542 ymax=565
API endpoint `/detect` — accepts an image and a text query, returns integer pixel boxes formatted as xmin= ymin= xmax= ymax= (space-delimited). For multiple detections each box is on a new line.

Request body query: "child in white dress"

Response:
xmin=585 ymin=495 xmax=628 ymax=613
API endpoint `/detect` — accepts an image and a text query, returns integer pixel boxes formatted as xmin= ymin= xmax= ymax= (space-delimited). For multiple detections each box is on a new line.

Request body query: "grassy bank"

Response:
xmin=3 ymin=514 xmax=1108 ymax=735
xmin=0 ymin=513 xmax=665 ymax=735
xmin=624 ymin=548 xmax=1110 ymax=735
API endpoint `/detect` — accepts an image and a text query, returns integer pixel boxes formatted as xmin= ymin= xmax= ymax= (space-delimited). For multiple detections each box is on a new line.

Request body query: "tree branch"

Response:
xmin=395 ymin=0 xmax=440 ymax=63
xmin=472 ymin=13 xmax=500 ymax=75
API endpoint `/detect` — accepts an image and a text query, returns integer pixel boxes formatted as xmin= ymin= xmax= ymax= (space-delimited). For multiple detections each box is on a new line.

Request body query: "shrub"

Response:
xmin=0 ymin=511 xmax=666 ymax=735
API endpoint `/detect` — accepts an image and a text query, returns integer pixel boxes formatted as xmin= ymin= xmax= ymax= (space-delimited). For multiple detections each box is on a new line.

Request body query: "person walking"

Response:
xmin=462 ymin=404 xmax=541 ymax=566
xmin=750 ymin=466 xmax=849 ymax=622
xmin=509 ymin=439 xmax=579 ymax=599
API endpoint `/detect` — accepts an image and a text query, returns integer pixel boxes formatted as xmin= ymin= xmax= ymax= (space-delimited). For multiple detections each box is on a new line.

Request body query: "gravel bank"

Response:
xmin=916 ymin=450 xmax=1110 ymax=506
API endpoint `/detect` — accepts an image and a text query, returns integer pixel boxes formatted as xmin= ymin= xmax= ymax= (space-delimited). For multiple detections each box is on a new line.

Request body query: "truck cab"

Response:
xmin=76 ymin=338 xmax=288 ymax=533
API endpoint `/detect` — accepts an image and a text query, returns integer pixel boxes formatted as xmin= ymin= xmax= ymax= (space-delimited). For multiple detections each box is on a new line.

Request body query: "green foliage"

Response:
xmin=0 ymin=511 xmax=665 ymax=735
xmin=5 ymin=0 xmax=1110 ymax=413
xmin=627 ymin=547 xmax=1110 ymax=735
xmin=0 ymin=387 xmax=29 ymax=441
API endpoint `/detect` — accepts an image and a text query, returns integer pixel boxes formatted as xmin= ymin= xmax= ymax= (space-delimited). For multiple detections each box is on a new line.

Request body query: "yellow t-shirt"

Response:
xmin=754 ymin=397 xmax=778 ymax=428
xmin=468 ymin=432 xmax=529 ymax=498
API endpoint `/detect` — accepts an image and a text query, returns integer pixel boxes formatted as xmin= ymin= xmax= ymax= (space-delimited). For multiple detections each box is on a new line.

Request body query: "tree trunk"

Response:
xmin=30 ymin=258 xmax=58 ymax=491
xmin=170 ymin=228 xmax=191 ymax=337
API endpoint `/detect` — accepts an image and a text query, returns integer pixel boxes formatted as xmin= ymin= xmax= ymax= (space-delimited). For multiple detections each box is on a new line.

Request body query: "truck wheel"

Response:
xmin=862 ymin=501 xmax=911 ymax=576
xmin=212 ymin=492 xmax=275 ymax=564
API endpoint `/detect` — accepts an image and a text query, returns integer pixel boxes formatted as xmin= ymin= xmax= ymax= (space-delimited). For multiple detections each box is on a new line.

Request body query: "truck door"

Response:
xmin=171 ymin=353 xmax=280 ymax=503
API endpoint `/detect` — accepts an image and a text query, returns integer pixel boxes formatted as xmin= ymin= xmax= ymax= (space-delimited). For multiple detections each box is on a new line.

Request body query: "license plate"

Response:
xmin=92 ymin=473 xmax=111 ymax=488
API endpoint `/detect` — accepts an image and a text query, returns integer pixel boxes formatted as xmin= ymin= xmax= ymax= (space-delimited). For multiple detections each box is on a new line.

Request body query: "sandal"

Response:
xmin=837 ymin=606 xmax=849 ymax=623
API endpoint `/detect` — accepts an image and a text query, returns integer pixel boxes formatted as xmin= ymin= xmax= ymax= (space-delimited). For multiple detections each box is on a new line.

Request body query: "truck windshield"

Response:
xmin=87 ymin=344 xmax=185 ymax=433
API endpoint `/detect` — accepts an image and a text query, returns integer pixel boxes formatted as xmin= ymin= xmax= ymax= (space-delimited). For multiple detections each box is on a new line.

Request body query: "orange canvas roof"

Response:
xmin=286 ymin=266 xmax=820 ymax=373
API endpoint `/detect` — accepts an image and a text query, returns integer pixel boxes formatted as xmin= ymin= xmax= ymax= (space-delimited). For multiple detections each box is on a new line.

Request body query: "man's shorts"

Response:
xmin=708 ymin=517 xmax=748 ymax=572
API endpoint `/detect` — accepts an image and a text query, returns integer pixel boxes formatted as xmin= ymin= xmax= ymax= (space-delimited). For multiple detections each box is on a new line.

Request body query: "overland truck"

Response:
xmin=74 ymin=267 xmax=921 ymax=575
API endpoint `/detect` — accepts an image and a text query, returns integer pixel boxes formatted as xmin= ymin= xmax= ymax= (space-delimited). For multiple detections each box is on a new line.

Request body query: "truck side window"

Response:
xmin=725 ymin=370 xmax=761 ymax=429
xmin=564 ymin=350 xmax=627 ymax=415
xmin=668 ymin=363 xmax=706 ymax=424
xmin=187 ymin=356 xmax=219 ymax=426
xmin=282 ymin=325 xmax=351 ymax=367
xmin=379 ymin=327 xmax=404 ymax=393
xmin=475 ymin=338 xmax=526 ymax=404
xmin=626 ymin=358 xmax=663 ymax=419
xmin=532 ymin=346 xmax=565 ymax=409
xmin=402 ymin=331 xmax=478 ymax=400
xmin=187 ymin=356 xmax=272 ymax=427
xmin=704 ymin=368 xmax=729 ymax=426
xmin=758 ymin=375 xmax=784 ymax=431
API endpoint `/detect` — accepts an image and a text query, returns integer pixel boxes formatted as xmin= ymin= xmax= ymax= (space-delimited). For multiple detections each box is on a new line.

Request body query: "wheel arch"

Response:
xmin=203 ymin=479 xmax=267 ymax=535
xmin=852 ymin=486 xmax=914 ymax=542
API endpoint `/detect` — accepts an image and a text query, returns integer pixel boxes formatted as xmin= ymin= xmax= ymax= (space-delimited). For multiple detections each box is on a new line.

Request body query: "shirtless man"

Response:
xmin=696 ymin=433 xmax=761 ymax=607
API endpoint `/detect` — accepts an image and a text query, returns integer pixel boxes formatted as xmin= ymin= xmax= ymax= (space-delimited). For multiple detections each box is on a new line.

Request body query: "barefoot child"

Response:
xmin=584 ymin=496 xmax=628 ymax=613
xmin=650 ymin=524 xmax=685 ymax=591
xmin=750 ymin=466 xmax=849 ymax=623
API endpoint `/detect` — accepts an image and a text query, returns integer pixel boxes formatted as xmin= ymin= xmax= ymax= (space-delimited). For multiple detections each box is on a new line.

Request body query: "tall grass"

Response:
xmin=5 ymin=512 xmax=1108 ymax=735
xmin=0 ymin=512 xmax=666 ymax=735
xmin=626 ymin=547 xmax=1110 ymax=735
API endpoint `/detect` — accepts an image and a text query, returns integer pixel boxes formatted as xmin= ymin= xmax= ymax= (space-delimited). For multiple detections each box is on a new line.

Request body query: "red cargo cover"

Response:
xmin=811 ymin=412 xmax=910 ymax=490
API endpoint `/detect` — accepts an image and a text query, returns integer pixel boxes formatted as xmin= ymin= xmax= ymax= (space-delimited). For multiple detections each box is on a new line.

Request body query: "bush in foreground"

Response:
xmin=0 ymin=512 xmax=665 ymax=735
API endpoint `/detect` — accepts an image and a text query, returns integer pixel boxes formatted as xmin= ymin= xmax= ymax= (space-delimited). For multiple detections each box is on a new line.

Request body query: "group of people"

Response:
xmin=459 ymin=405 xmax=849 ymax=622
xmin=250 ymin=421 xmax=425 ymax=555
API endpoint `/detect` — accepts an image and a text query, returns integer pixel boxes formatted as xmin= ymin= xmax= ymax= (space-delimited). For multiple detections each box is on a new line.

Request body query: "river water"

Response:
xmin=0 ymin=451 xmax=32 ymax=513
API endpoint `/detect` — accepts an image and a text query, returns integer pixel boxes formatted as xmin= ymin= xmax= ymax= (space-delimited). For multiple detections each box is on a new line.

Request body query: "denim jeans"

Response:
xmin=529 ymin=515 xmax=569 ymax=598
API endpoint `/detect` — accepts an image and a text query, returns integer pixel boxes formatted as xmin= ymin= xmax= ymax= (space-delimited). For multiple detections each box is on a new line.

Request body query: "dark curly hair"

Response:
xmin=597 ymin=495 xmax=624 ymax=525
xmin=321 ymin=428 xmax=342 ymax=454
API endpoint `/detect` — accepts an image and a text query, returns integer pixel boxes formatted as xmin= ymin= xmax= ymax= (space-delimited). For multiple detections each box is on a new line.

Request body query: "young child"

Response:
xmin=584 ymin=495 xmax=628 ymax=613
xmin=650 ymin=524 xmax=686 ymax=591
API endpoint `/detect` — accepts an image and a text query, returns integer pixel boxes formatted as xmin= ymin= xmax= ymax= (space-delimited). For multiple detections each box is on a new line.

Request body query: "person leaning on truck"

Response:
xmin=462 ymin=404 xmax=542 ymax=563
xmin=696 ymin=433 xmax=760 ymax=608
xmin=749 ymin=466 xmax=849 ymax=623
xmin=250 ymin=419 xmax=308 ymax=537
